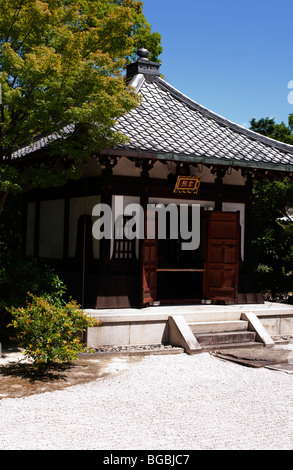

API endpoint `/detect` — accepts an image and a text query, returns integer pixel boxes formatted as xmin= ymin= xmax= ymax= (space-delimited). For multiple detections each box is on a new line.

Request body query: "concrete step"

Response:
xmin=195 ymin=330 xmax=256 ymax=346
xmin=199 ymin=341 xmax=264 ymax=351
xmin=189 ymin=320 xmax=249 ymax=334
xmin=168 ymin=313 xmax=274 ymax=355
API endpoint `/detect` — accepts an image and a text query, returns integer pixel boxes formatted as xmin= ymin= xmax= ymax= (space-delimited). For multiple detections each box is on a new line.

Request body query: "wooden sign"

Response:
xmin=173 ymin=176 xmax=201 ymax=194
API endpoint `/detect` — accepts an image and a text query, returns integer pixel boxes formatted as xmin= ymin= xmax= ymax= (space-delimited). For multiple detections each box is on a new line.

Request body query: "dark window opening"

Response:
xmin=113 ymin=215 xmax=136 ymax=260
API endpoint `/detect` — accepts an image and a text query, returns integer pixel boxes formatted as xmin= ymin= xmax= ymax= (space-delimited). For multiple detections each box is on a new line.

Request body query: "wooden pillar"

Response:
xmin=213 ymin=167 xmax=226 ymax=211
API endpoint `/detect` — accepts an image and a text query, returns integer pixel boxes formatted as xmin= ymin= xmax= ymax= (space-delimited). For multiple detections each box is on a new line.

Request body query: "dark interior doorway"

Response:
xmin=156 ymin=208 xmax=206 ymax=303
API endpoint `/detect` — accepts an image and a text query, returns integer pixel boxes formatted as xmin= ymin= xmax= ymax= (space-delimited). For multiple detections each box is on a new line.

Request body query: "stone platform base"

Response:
xmin=85 ymin=302 xmax=293 ymax=352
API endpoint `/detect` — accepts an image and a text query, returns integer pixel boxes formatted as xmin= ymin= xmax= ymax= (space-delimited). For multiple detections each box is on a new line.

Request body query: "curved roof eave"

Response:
xmin=118 ymin=73 xmax=293 ymax=173
xmin=155 ymin=76 xmax=293 ymax=155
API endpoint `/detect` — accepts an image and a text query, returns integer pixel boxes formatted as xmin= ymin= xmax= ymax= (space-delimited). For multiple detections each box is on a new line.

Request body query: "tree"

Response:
xmin=249 ymin=115 xmax=293 ymax=300
xmin=250 ymin=115 xmax=293 ymax=145
xmin=0 ymin=0 xmax=162 ymax=213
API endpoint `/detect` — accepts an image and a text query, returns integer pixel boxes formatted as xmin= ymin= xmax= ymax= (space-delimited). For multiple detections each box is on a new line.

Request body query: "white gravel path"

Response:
xmin=0 ymin=349 xmax=293 ymax=450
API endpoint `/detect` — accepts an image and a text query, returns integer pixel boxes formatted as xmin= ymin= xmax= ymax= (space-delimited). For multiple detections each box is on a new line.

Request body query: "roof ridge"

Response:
xmin=128 ymin=73 xmax=145 ymax=93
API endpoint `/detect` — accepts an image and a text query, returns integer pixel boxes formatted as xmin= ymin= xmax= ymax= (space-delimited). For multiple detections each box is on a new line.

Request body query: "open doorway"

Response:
xmin=141 ymin=205 xmax=207 ymax=305
xmin=141 ymin=206 xmax=241 ymax=306
xmin=156 ymin=207 xmax=205 ymax=303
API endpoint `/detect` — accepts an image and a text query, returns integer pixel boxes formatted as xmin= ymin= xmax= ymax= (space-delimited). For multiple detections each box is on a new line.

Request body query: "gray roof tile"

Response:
xmin=115 ymin=76 xmax=293 ymax=171
xmin=11 ymin=74 xmax=293 ymax=172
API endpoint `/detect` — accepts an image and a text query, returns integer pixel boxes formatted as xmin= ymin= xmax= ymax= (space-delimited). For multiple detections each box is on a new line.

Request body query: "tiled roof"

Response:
xmin=11 ymin=67 xmax=293 ymax=172
xmin=12 ymin=125 xmax=73 ymax=160
xmin=114 ymin=74 xmax=293 ymax=172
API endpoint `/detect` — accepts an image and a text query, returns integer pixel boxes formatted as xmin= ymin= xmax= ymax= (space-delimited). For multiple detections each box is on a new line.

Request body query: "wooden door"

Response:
xmin=141 ymin=209 xmax=158 ymax=305
xmin=204 ymin=211 xmax=240 ymax=302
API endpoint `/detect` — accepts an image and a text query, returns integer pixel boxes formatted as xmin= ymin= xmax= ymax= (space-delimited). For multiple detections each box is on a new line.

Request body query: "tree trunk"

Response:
xmin=0 ymin=191 xmax=8 ymax=214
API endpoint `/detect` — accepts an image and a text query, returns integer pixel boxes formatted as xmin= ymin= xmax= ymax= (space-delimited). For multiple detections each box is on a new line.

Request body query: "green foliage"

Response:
xmin=0 ymin=254 xmax=67 ymax=307
xmin=256 ymin=261 xmax=292 ymax=302
xmin=249 ymin=116 xmax=293 ymax=300
xmin=0 ymin=0 xmax=162 ymax=208
xmin=0 ymin=248 xmax=68 ymax=337
xmin=8 ymin=293 xmax=99 ymax=371
xmin=0 ymin=165 xmax=21 ymax=194
xmin=0 ymin=192 xmax=22 ymax=255
xmin=250 ymin=115 xmax=293 ymax=144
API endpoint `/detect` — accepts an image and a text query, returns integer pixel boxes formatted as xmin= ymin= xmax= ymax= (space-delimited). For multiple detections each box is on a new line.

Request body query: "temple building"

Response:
xmin=15 ymin=49 xmax=293 ymax=313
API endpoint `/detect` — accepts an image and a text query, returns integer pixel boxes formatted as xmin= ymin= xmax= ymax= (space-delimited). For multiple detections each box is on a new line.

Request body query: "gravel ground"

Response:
xmin=0 ymin=347 xmax=293 ymax=451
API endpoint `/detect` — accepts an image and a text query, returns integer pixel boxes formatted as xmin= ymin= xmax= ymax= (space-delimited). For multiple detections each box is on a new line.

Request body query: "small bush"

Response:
xmin=0 ymin=256 xmax=68 ymax=341
xmin=8 ymin=293 xmax=99 ymax=372
xmin=256 ymin=263 xmax=293 ymax=302
xmin=0 ymin=255 xmax=66 ymax=306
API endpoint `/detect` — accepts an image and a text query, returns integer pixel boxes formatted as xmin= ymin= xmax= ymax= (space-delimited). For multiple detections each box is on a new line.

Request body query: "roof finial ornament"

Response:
xmin=137 ymin=48 xmax=149 ymax=62
xmin=126 ymin=47 xmax=160 ymax=81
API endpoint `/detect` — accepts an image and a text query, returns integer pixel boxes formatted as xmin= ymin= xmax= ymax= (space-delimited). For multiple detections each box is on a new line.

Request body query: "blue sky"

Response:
xmin=142 ymin=0 xmax=293 ymax=128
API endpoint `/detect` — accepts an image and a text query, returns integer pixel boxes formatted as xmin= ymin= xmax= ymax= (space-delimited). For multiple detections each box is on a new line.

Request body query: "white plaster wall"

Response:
xmin=149 ymin=160 xmax=217 ymax=183
xmin=149 ymin=160 xmax=176 ymax=179
xmin=68 ymin=196 xmax=101 ymax=259
xmin=189 ymin=164 xmax=216 ymax=183
xmin=113 ymin=157 xmax=246 ymax=187
xmin=112 ymin=157 xmax=141 ymax=177
xmin=112 ymin=157 xmax=246 ymax=187
xmin=223 ymin=168 xmax=246 ymax=185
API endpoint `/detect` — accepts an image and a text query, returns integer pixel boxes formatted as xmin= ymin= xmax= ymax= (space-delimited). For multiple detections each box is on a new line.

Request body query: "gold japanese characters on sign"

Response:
xmin=173 ymin=176 xmax=201 ymax=194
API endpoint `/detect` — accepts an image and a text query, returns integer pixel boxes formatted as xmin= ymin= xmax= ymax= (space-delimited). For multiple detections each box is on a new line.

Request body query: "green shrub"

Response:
xmin=0 ymin=255 xmax=66 ymax=306
xmin=256 ymin=263 xmax=293 ymax=302
xmin=0 ymin=255 xmax=68 ymax=341
xmin=8 ymin=293 xmax=99 ymax=372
